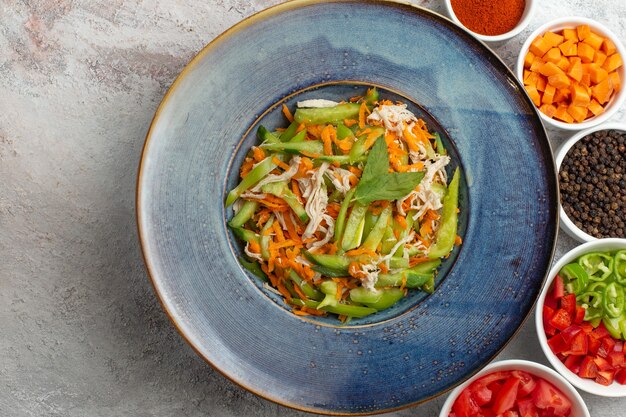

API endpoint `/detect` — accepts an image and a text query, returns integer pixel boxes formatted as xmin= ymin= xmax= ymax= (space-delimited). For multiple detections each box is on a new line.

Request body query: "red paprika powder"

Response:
xmin=450 ymin=0 xmax=526 ymax=36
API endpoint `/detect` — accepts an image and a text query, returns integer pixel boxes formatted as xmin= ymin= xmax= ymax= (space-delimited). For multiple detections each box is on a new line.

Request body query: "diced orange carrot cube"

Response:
xmin=554 ymin=88 xmax=567 ymax=102
xmin=543 ymin=47 xmax=562 ymax=64
xmin=591 ymin=77 xmax=614 ymax=104
xmin=538 ymin=61 xmax=564 ymax=77
xmin=584 ymin=32 xmax=604 ymax=50
xmin=548 ymin=72 xmax=571 ymax=89
xmin=567 ymin=104 xmax=588 ymax=123
xmin=542 ymin=84 xmax=556 ymax=104
xmin=544 ymin=31 xmax=564 ymax=48
xmin=578 ymin=42 xmax=596 ymax=63
xmin=567 ymin=58 xmax=583 ymax=82
xmin=523 ymin=69 xmax=531 ymax=81
xmin=554 ymin=104 xmax=574 ymax=122
xmin=563 ymin=28 xmax=578 ymax=41
xmin=594 ymin=50 xmax=607 ymax=66
xmin=602 ymin=38 xmax=617 ymax=55
xmin=589 ymin=63 xmax=609 ymax=84
xmin=539 ymin=104 xmax=557 ymax=118
xmin=530 ymin=36 xmax=551 ymax=57
xmin=608 ymin=71 xmax=621 ymax=92
xmin=603 ymin=53 xmax=623 ymax=72
xmin=559 ymin=39 xmax=578 ymax=57
xmin=588 ymin=99 xmax=605 ymax=116
xmin=524 ymin=51 xmax=536 ymax=69
xmin=577 ymin=25 xmax=591 ymax=41
xmin=580 ymin=73 xmax=591 ymax=87
xmin=525 ymin=85 xmax=542 ymax=106
xmin=536 ymin=75 xmax=547 ymax=92
xmin=525 ymin=71 xmax=541 ymax=87
xmin=571 ymin=83 xmax=591 ymax=106
xmin=557 ymin=56 xmax=570 ymax=71
xmin=530 ymin=57 xmax=545 ymax=72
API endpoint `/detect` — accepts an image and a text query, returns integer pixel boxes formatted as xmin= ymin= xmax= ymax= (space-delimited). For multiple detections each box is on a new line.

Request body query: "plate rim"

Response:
xmin=135 ymin=0 xmax=559 ymax=414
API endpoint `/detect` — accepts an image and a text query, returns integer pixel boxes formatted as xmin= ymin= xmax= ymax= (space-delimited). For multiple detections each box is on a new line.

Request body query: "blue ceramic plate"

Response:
xmin=137 ymin=0 xmax=557 ymax=414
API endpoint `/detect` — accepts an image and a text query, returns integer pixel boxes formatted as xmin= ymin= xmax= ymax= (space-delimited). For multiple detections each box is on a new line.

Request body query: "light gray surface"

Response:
xmin=1 ymin=0 xmax=625 ymax=415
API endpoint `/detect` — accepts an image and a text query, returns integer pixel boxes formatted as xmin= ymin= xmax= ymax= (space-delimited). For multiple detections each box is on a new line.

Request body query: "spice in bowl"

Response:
xmin=559 ymin=129 xmax=625 ymax=239
xmin=450 ymin=0 xmax=526 ymax=36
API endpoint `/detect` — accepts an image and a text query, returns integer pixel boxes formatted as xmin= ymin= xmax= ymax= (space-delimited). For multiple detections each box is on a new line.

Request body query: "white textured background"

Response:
xmin=1 ymin=0 xmax=625 ymax=416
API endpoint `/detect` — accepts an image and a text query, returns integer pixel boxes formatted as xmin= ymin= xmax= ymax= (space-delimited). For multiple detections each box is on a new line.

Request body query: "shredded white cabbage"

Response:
xmin=297 ymin=99 xmax=339 ymax=108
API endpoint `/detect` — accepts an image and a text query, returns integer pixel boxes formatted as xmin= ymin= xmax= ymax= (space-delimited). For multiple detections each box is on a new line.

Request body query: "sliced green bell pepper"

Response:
xmin=578 ymin=252 xmax=614 ymax=281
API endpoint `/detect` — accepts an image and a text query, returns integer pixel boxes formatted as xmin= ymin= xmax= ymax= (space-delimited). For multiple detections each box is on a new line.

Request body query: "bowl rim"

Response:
xmin=535 ymin=238 xmax=626 ymax=397
xmin=443 ymin=0 xmax=536 ymax=42
xmin=515 ymin=16 xmax=626 ymax=131
xmin=438 ymin=359 xmax=590 ymax=417
xmin=555 ymin=122 xmax=626 ymax=242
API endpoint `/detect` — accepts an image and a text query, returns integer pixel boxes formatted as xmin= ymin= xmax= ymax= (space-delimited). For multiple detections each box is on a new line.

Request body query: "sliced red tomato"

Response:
xmin=502 ymin=411 xmax=519 ymax=417
xmin=549 ymin=309 xmax=571 ymax=331
xmin=560 ymin=294 xmax=576 ymax=319
xmin=512 ymin=370 xmax=536 ymax=397
xmin=615 ymin=368 xmax=626 ymax=385
xmin=531 ymin=379 xmax=571 ymax=416
xmin=452 ymin=388 xmax=481 ymax=417
xmin=491 ymin=376 xmax=519 ymax=415
xmin=469 ymin=383 xmax=492 ymax=406
xmin=579 ymin=356 xmax=598 ymax=379
xmin=596 ymin=369 xmax=616 ymax=386
xmin=517 ymin=398 xmax=539 ymax=417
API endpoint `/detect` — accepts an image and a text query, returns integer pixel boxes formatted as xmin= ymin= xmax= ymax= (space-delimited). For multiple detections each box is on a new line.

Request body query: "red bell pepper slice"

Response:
xmin=596 ymin=369 xmax=616 ymax=386
xmin=574 ymin=306 xmax=585 ymax=324
xmin=598 ymin=337 xmax=617 ymax=358
xmin=492 ymin=376 xmax=520 ymax=414
xmin=615 ymin=368 xmax=626 ymax=385
xmin=564 ymin=354 xmax=583 ymax=373
xmin=566 ymin=331 xmax=588 ymax=356
xmin=591 ymin=323 xmax=610 ymax=340
xmin=560 ymin=293 xmax=576 ymax=319
xmin=553 ymin=274 xmax=565 ymax=299
xmin=608 ymin=351 xmax=625 ymax=368
xmin=594 ymin=356 xmax=614 ymax=372
xmin=588 ymin=336 xmax=601 ymax=356
xmin=560 ymin=325 xmax=582 ymax=343
xmin=579 ymin=356 xmax=598 ymax=379
xmin=548 ymin=334 xmax=569 ymax=354
xmin=549 ymin=309 xmax=572 ymax=331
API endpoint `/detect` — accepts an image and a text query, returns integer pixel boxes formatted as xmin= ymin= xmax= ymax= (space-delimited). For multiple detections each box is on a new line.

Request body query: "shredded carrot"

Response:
xmin=252 ymin=146 xmax=265 ymax=162
xmin=395 ymin=215 xmax=408 ymax=230
xmin=358 ymin=101 xmax=367 ymax=129
xmin=345 ymin=247 xmax=377 ymax=257
xmin=284 ymin=213 xmax=301 ymax=242
xmin=282 ymin=104 xmax=294 ymax=123
xmin=296 ymin=123 xmax=306 ymax=132
xmin=344 ymin=119 xmax=357 ymax=127
xmin=291 ymin=180 xmax=303 ymax=202
xmin=300 ymin=151 xmax=321 ymax=158
xmin=276 ymin=281 xmax=292 ymax=302
xmin=272 ymin=221 xmax=285 ymax=242
xmin=378 ymin=262 xmax=389 ymax=274
xmin=349 ymin=95 xmax=363 ymax=103
xmin=248 ymin=240 xmax=261 ymax=254
xmin=409 ymin=256 xmax=432 ymax=267
xmin=292 ymin=283 xmax=309 ymax=300
xmin=364 ymin=129 xmax=382 ymax=150
xmin=335 ymin=281 xmax=344 ymax=300
xmin=419 ymin=221 xmax=432 ymax=238
xmin=239 ymin=157 xmax=254 ymax=178
xmin=302 ymin=306 xmax=326 ymax=316
xmin=272 ymin=156 xmax=291 ymax=171
xmin=321 ymin=125 xmax=335 ymax=156
xmin=400 ymin=274 xmax=407 ymax=291
xmin=455 ymin=235 xmax=463 ymax=246
xmin=326 ymin=202 xmax=341 ymax=219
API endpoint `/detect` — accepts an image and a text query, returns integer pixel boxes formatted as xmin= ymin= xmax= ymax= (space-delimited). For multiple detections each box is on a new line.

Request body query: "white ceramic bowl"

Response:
xmin=555 ymin=122 xmax=626 ymax=242
xmin=536 ymin=238 xmax=626 ymax=396
xmin=439 ymin=359 xmax=589 ymax=417
xmin=516 ymin=17 xmax=626 ymax=131
xmin=443 ymin=0 xmax=536 ymax=43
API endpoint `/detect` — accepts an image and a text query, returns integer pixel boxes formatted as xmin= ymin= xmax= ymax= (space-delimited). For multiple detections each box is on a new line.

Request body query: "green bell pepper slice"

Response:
xmin=559 ymin=263 xmax=589 ymax=295
xmin=614 ymin=250 xmax=626 ymax=285
xmin=603 ymin=316 xmax=623 ymax=339
xmin=603 ymin=282 xmax=625 ymax=318
xmin=578 ymin=252 xmax=614 ymax=281
xmin=576 ymin=291 xmax=603 ymax=310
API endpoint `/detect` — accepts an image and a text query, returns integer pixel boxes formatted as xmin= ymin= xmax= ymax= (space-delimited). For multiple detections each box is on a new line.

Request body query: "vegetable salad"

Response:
xmin=226 ymin=88 xmax=461 ymax=321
